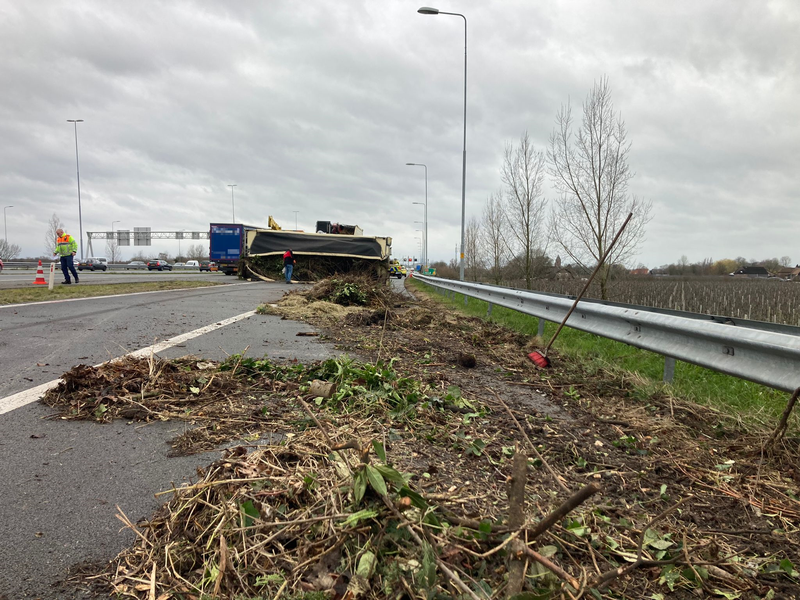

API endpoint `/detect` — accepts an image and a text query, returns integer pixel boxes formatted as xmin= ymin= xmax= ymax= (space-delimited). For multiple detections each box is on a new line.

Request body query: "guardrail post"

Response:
xmin=487 ymin=302 xmax=493 ymax=317
xmin=538 ymin=318 xmax=546 ymax=338
xmin=663 ymin=356 xmax=676 ymax=383
xmin=464 ymin=294 xmax=468 ymax=306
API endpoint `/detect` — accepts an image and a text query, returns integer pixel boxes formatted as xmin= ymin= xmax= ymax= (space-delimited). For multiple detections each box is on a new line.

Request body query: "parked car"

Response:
xmin=185 ymin=260 xmax=200 ymax=268
xmin=147 ymin=259 xmax=172 ymax=271
xmin=389 ymin=265 xmax=406 ymax=279
xmin=199 ymin=261 xmax=213 ymax=272
xmin=78 ymin=257 xmax=109 ymax=272
xmin=173 ymin=262 xmax=186 ymax=268
xmin=125 ymin=261 xmax=147 ymax=270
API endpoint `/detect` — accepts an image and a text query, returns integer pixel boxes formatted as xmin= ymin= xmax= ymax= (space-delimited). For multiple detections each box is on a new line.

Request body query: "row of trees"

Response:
xmin=456 ymin=77 xmax=652 ymax=299
xmin=653 ymin=256 xmax=794 ymax=277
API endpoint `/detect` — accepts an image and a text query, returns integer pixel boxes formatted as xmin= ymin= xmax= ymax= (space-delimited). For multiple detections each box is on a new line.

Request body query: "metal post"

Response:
xmin=538 ymin=318 xmax=546 ymax=338
xmin=228 ymin=184 xmax=237 ymax=222
xmin=67 ymin=119 xmax=84 ymax=259
xmin=487 ymin=302 xmax=493 ymax=317
xmin=407 ymin=163 xmax=428 ymax=271
xmin=663 ymin=356 xmax=676 ymax=383
xmin=293 ymin=210 xmax=299 ymax=230
xmin=417 ymin=8 xmax=467 ymax=281
xmin=3 ymin=205 xmax=12 ymax=243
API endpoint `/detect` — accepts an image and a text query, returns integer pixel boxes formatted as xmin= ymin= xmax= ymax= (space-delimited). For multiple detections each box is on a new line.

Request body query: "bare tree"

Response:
xmin=480 ymin=191 xmax=509 ymax=285
xmin=187 ymin=244 xmax=206 ymax=260
xmin=780 ymin=255 xmax=792 ymax=267
xmin=464 ymin=215 xmax=482 ymax=282
xmin=0 ymin=239 xmax=21 ymax=260
xmin=548 ymin=77 xmax=652 ymax=299
xmin=44 ymin=213 xmax=64 ymax=256
xmin=105 ymin=237 xmax=121 ymax=263
xmin=501 ymin=131 xmax=548 ymax=290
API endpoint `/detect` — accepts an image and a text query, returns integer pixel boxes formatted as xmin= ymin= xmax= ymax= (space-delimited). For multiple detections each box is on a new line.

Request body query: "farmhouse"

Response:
xmin=731 ymin=266 xmax=770 ymax=278
xmin=777 ymin=265 xmax=800 ymax=280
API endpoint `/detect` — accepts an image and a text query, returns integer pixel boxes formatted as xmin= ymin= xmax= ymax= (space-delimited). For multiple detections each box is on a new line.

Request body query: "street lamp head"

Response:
xmin=413 ymin=202 xmax=424 ymax=205
xmin=418 ymin=7 xmax=439 ymax=14
xmin=67 ymin=119 xmax=84 ymax=123
xmin=406 ymin=162 xmax=416 ymax=166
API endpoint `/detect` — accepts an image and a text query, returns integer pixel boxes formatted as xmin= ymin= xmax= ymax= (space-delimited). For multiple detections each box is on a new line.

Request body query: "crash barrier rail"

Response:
xmin=413 ymin=274 xmax=800 ymax=393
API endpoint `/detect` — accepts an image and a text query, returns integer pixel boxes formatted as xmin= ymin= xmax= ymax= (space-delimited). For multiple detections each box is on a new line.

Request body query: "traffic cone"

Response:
xmin=32 ymin=260 xmax=48 ymax=285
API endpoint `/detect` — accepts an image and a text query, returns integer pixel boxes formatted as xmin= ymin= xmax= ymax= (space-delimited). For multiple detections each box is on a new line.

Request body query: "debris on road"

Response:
xmin=43 ymin=276 xmax=799 ymax=598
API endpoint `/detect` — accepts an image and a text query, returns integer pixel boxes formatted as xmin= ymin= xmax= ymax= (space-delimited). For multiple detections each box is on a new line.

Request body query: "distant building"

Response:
xmin=776 ymin=265 xmax=800 ymax=280
xmin=629 ymin=268 xmax=650 ymax=276
xmin=731 ymin=266 xmax=770 ymax=278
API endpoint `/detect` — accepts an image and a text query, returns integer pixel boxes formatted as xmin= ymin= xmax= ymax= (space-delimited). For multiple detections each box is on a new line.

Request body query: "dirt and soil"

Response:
xmin=41 ymin=275 xmax=800 ymax=599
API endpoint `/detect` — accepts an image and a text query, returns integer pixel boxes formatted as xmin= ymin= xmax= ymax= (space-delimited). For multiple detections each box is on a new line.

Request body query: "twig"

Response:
xmin=521 ymin=546 xmax=580 ymax=590
xmin=590 ymin=496 xmax=691 ymax=589
xmin=486 ymin=386 xmax=570 ymax=494
xmin=506 ymin=448 xmax=527 ymax=598
xmin=766 ymin=385 xmax=800 ymax=446
xmin=527 ymin=484 xmax=601 ymax=541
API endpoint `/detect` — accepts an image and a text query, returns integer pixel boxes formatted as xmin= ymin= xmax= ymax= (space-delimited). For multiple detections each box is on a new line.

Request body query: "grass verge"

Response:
xmin=409 ymin=278 xmax=791 ymax=422
xmin=0 ymin=280 xmax=226 ymax=306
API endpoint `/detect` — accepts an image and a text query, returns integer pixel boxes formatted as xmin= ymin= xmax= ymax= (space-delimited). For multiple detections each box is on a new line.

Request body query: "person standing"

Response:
xmin=283 ymin=249 xmax=295 ymax=284
xmin=54 ymin=228 xmax=79 ymax=284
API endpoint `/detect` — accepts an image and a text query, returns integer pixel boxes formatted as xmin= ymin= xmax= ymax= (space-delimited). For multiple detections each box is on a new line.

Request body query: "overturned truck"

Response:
xmin=209 ymin=222 xmax=392 ymax=281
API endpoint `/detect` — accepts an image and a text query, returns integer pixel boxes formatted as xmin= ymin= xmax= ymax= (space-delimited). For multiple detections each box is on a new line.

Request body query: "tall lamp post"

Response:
xmin=406 ymin=162 xmax=428 ymax=271
xmin=417 ymin=7 xmax=467 ymax=281
xmin=111 ymin=221 xmax=121 ymax=262
xmin=67 ymin=119 xmax=85 ymax=259
xmin=293 ymin=210 xmax=299 ymax=230
xmin=3 ymin=205 xmax=12 ymax=244
xmin=228 ymin=184 xmax=237 ymax=222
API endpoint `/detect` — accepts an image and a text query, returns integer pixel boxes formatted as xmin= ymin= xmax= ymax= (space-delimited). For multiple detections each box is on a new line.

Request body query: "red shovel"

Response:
xmin=528 ymin=213 xmax=633 ymax=368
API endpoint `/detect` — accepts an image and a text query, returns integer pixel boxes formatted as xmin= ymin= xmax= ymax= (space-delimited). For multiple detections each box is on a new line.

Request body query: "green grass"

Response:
xmin=409 ymin=279 xmax=791 ymax=423
xmin=0 ymin=280 xmax=226 ymax=305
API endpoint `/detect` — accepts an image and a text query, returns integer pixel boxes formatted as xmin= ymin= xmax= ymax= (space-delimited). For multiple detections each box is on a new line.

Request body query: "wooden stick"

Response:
xmin=522 ymin=546 xmax=580 ymax=590
xmin=542 ymin=212 xmax=633 ymax=356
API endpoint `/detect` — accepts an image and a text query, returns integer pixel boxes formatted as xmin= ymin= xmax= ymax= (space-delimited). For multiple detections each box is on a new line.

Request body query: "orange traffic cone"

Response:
xmin=32 ymin=260 xmax=48 ymax=285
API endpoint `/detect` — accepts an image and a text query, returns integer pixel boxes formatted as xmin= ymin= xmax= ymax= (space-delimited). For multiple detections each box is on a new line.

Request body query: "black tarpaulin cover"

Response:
xmin=248 ymin=230 xmax=385 ymax=260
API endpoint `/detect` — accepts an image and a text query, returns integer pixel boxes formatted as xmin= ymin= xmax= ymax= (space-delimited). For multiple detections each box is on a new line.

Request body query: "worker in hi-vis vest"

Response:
xmin=54 ymin=228 xmax=79 ymax=284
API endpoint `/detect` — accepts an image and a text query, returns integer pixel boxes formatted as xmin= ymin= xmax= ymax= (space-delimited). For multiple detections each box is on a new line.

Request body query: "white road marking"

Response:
xmin=0 ymin=309 xmax=257 ymax=415
xmin=0 ymin=281 xmax=257 ymax=309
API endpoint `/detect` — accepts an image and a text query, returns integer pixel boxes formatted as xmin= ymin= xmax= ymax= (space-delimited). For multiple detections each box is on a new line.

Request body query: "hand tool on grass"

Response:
xmin=528 ymin=212 xmax=633 ymax=368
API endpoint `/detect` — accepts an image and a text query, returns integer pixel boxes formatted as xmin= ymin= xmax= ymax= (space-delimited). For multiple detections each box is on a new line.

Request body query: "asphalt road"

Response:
xmin=0 ymin=280 xmax=339 ymax=599
xmin=0 ymin=267 xmax=228 ymax=289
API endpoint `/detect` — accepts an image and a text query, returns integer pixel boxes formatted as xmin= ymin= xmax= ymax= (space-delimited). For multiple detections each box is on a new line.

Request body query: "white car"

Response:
xmin=185 ymin=260 xmax=200 ymax=268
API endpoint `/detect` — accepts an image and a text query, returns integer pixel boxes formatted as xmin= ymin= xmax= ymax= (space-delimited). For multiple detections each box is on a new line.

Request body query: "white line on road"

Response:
xmin=0 ymin=309 xmax=257 ymax=416
xmin=0 ymin=281 xmax=258 ymax=309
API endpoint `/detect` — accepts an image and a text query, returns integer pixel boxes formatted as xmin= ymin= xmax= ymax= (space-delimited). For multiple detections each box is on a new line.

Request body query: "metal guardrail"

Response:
xmin=414 ymin=274 xmax=800 ymax=393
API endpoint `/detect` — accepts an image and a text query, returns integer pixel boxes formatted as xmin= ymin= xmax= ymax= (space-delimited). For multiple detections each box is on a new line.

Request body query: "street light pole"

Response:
xmin=406 ymin=162 xmax=428 ymax=271
xmin=111 ymin=220 xmax=120 ymax=233
xmin=228 ymin=184 xmax=237 ymax=222
xmin=417 ymin=7 xmax=467 ymax=281
xmin=293 ymin=210 xmax=299 ymax=230
xmin=67 ymin=119 xmax=85 ymax=259
xmin=3 ymin=205 xmax=12 ymax=244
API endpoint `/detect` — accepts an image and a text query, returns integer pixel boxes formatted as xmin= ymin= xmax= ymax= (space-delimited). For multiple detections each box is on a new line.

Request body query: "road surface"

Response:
xmin=0 ymin=280 xmax=338 ymax=599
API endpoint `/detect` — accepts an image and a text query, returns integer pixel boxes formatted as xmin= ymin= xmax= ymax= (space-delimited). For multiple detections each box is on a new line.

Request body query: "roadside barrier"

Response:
xmin=413 ymin=275 xmax=800 ymax=393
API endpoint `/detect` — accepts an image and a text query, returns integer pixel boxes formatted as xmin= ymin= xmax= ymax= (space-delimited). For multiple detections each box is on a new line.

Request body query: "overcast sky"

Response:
xmin=1 ymin=0 xmax=798 ymax=267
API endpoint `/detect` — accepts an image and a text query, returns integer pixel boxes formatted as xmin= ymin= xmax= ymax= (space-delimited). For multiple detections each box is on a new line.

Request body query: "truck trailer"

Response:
xmin=209 ymin=222 xmax=392 ymax=278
